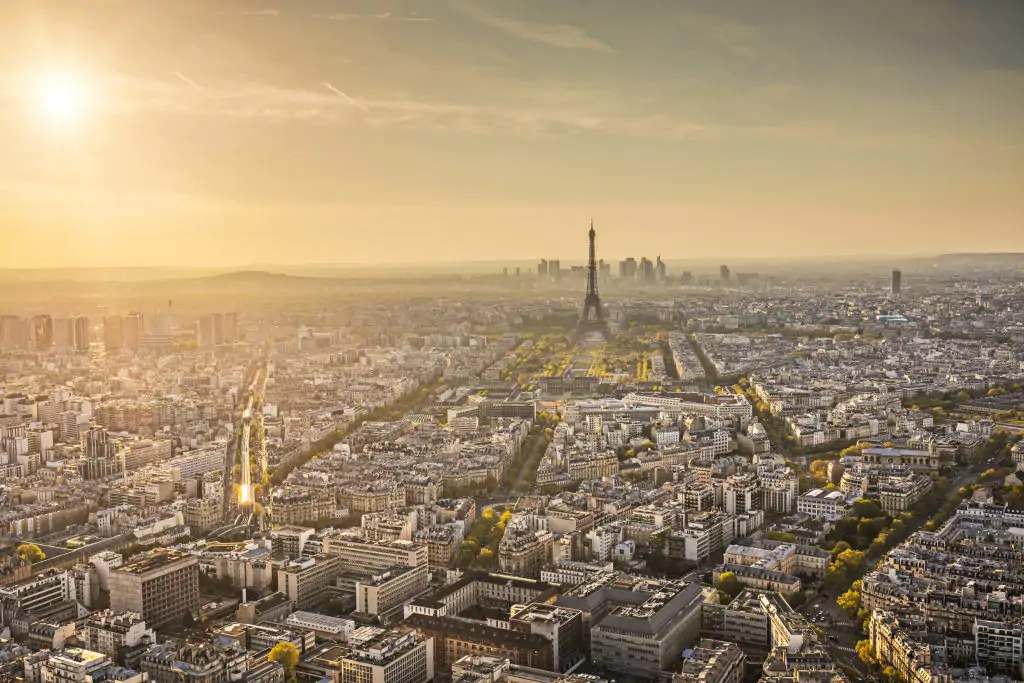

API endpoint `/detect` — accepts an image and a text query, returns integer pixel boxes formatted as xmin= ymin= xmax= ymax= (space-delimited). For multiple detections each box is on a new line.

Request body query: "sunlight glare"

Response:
xmin=34 ymin=73 xmax=88 ymax=126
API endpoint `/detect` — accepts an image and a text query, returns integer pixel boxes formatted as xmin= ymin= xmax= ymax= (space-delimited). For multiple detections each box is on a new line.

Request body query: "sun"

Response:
xmin=34 ymin=73 xmax=89 ymax=125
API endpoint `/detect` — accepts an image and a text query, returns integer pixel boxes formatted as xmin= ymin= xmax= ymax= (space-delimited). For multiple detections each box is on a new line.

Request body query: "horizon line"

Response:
xmin=1 ymin=250 xmax=1020 ymax=272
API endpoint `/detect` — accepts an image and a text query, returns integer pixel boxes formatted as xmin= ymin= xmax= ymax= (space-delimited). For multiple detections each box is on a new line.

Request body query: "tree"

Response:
xmin=765 ymin=531 xmax=797 ymax=543
xmin=809 ymin=460 xmax=831 ymax=482
xmin=269 ymin=642 xmax=300 ymax=681
xmin=15 ymin=543 xmax=45 ymax=564
xmin=856 ymin=639 xmax=876 ymax=666
xmin=835 ymin=549 xmax=866 ymax=574
xmin=715 ymin=571 xmax=742 ymax=599
xmin=852 ymin=498 xmax=884 ymax=519
xmin=831 ymin=541 xmax=852 ymax=557
xmin=837 ymin=581 xmax=862 ymax=617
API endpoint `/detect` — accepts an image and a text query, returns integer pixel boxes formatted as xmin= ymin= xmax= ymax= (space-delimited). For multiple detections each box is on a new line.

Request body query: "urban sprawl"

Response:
xmin=0 ymin=236 xmax=1023 ymax=683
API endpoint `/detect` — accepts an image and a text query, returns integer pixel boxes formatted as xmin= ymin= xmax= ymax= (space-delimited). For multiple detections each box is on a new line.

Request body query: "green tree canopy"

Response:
xmin=15 ymin=543 xmax=45 ymax=564
xmin=715 ymin=571 xmax=742 ymax=599
xmin=856 ymin=639 xmax=876 ymax=666
xmin=837 ymin=581 xmax=863 ymax=617
xmin=269 ymin=642 xmax=300 ymax=679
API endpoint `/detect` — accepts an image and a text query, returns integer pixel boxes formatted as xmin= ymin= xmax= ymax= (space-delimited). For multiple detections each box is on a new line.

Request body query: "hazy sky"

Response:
xmin=0 ymin=0 xmax=1022 ymax=267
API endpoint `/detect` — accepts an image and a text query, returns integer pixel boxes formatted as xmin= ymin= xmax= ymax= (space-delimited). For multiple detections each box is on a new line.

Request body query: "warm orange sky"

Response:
xmin=0 ymin=0 xmax=1022 ymax=267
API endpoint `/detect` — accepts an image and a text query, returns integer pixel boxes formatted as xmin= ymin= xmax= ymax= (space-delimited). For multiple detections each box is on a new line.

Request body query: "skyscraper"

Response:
xmin=73 ymin=315 xmax=91 ymax=352
xmin=619 ymin=257 xmax=638 ymax=281
xmin=103 ymin=316 xmax=124 ymax=350
xmin=212 ymin=312 xmax=224 ymax=345
xmin=639 ymin=257 xmax=655 ymax=283
xmin=124 ymin=312 xmax=144 ymax=350
xmin=53 ymin=318 xmax=74 ymax=350
xmin=0 ymin=316 xmax=29 ymax=351
xmin=32 ymin=315 xmax=53 ymax=351
xmin=223 ymin=313 xmax=239 ymax=344
xmin=720 ymin=265 xmax=731 ymax=282
xmin=891 ymin=269 xmax=902 ymax=297
xmin=197 ymin=315 xmax=218 ymax=347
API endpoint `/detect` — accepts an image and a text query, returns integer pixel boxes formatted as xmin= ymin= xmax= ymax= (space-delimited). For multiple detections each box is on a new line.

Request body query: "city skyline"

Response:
xmin=1 ymin=0 xmax=1022 ymax=267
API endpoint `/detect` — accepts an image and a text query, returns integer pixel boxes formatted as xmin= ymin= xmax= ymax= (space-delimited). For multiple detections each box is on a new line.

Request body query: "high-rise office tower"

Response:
xmin=104 ymin=316 xmax=124 ymax=350
xmin=619 ymin=258 xmax=637 ymax=281
xmin=223 ymin=313 xmax=239 ymax=344
xmin=0 ymin=316 xmax=29 ymax=351
xmin=211 ymin=313 xmax=225 ymax=345
xmin=31 ymin=315 xmax=53 ymax=351
xmin=73 ymin=315 xmax=91 ymax=352
xmin=639 ymin=257 xmax=655 ymax=283
xmin=720 ymin=265 xmax=731 ymax=281
xmin=123 ymin=312 xmax=144 ymax=350
xmin=197 ymin=315 xmax=216 ymax=348
xmin=53 ymin=318 xmax=74 ymax=350
xmin=655 ymin=256 xmax=666 ymax=282
xmin=891 ymin=269 xmax=902 ymax=297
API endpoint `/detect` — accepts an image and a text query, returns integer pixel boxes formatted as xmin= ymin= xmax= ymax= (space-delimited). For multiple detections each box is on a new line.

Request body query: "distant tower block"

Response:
xmin=577 ymin=221 xmax=610 ymax=340
xmin=891 ymin=269 xmax=902 ymax=297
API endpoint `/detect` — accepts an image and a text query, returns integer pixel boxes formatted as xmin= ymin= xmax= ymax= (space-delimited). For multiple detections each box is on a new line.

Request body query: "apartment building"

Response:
xmin=796 ymin=489 xmax=849 ymax=521
xmin=335 ymin=627 xmax=434 ymax=683
xmin=723 ymin=474 xmax=763 ymax=515
xmin=498 ymin=521 xmax=555 ymax=579
xmin=413 ymin=524 xmax=460 ymax=568
xmin=184 ymin=497 xmax=222 ymax=535
xmin=666 ymin=512 xmax=737 ymax=564
xmin=78 ymin=610 xmax=155 ymax=661
xmin=277 ymin=554 xmax=342 ymax=610
xmin=672 ymin=639 xmax=746 ymax=683
xmin=877 ymin=473 xmax=932 ymax=513
xmin=590 ymin=580 xmax=704 ymax=679
xmin=403 ymin=612 xmax=552 ymax=673
xmin=356 ymin=563 xmax=430 ymax=619
xmin=108 ymin=549 xmax=200 ymax=629
xmin=321 ymin=533 xmax=429 ymax=575
xmin=510 ymin=603 xmax=585 ymax=673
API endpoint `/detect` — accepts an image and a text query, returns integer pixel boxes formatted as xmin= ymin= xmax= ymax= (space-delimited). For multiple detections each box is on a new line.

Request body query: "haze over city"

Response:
xmin=1 ymin=0 xmax=1022 ymax=268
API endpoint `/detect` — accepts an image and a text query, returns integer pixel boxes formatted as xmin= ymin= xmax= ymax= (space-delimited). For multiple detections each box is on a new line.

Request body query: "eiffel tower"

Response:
xmin=577 ymin=221 xmax=610 ymax=340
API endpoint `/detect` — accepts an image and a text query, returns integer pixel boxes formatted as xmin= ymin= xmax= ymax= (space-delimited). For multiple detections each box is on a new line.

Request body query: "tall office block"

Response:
xmin=109 ymin=549 xmax=200 ymax=629
xmin=73 ymin=316 xmax=91 ymax=352
xmin=124 ymin=312 xmax=144 ymax=350
xmin=103 ymin=316 xmax=124 ymax=350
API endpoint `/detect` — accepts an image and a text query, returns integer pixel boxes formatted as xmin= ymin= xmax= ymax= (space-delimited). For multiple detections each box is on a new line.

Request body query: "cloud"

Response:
xmin=677 ymin=10 xmax=757 ymax=56
xmin=315 ymin=12 xmax=432 ymax=22
xmin=240 ymin=8 xmax=279 ymax=17
xmin=453 ymin=3 xmax=612 ymax=52
xmin=376 ymin=12 xmax=433 ymax=22
xmin=78 ymin=74 xmax=832 ymax=143
xmin=322 ymin=82 xmax=370 ymax=112
xmin=173 ymin=72 xmax=201 ymax=89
